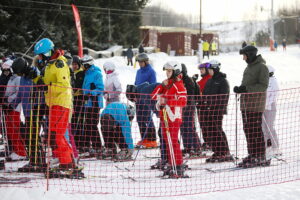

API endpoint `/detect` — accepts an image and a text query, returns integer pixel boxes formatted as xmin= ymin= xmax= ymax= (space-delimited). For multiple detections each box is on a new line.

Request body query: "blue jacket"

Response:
xmin=134 ymin=64 xmax=157 ymax=85
xmin=101 ymin=102 xmax=133 ymax=149
xmin=82 ymin=65 xmax=104 ymax=108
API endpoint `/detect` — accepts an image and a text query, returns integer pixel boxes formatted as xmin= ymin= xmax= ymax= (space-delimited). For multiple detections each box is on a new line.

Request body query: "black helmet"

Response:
xmin=126 ymin=85 xmax=137 ymax=102
xmin=181 ymin=63 xmax=188 ymax=77
xmin=136 ymin=53 xmax=149 ymax=62
xmin=72 ymin=55 xmax=81 ymax=66
xmin=239 ymin=45 xmax=258 ymax=64
xmin=11 ymin=57 xmax=28 ymax=74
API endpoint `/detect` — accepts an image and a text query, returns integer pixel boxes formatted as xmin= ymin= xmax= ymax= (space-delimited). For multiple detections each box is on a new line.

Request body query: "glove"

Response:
xmin=233 ymin=85 xmax=247 ymax=93
xmin=192 ymin=74 xmax=199 ymax=81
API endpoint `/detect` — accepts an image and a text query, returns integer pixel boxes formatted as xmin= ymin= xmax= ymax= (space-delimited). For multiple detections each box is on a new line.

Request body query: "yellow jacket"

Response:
xmin=203 ymin=42 xmax=210 ymax=51
xmin=211 ymin=42 xmax=217 ymax=51
xmin=43 ymin=55 xmax=73 ymax=109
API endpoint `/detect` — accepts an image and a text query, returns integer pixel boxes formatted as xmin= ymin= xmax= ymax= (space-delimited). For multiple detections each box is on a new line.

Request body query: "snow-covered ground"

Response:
xmin=1 ymin=45 xmax=300 ymax=199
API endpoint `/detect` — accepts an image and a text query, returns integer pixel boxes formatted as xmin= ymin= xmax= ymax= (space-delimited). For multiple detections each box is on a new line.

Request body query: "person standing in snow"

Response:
xmin=180 ymin=63 xmax=202 ymax=157
xmin=33 ymin=38 xmax=81 ymax=175
xmin=80 ymin=55 xmax=104 ymax=157
xmin=196 ymin=62 xmax=212 ymax=151
xmin=201 ymin=60 xmax=233 ymax=163
xmin=263 ymin=65 xmax=281 ymax=159
xmin=234 ymin=45 xmax=270 ymax=168
xmin=103 ymin=61 xmax=122 ymax=106
xmin=2 ymin=58 xmax=27 ymax=161
xmin=151 ymin=61 xmax=187 ymax=178
xmin=100 ymin=102 xmax=135 ymax=160
xmin=126 ymin=46 xmax=134 ymax=66
xmin=134 ymin=53 xmax=158 ymax=148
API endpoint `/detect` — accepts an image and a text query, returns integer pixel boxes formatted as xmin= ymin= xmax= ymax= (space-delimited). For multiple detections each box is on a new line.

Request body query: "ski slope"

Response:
xmin=1 ymin=45 xmax=300 ymax=200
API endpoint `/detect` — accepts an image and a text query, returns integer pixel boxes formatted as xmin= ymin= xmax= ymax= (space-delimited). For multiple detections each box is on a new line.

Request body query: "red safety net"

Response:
xmin=0 ymin=85 xmax=299 ymax=197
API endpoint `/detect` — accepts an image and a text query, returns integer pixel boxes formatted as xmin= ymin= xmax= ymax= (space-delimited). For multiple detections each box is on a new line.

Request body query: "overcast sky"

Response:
xmin=147 ymin=0 xmax=299 ymax=23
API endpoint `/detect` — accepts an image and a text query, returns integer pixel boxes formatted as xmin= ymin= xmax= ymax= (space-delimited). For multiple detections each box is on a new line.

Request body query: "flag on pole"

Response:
xmin=71 ymin=4 xmax=83 ymax=58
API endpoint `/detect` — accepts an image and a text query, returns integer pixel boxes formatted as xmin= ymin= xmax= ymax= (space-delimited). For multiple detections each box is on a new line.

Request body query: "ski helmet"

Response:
xmin=181 ymin=63 xmax=188 ymax=77
xmin=103 ymin=61 xmax=116 ymax=72
xmin=34 ymin=38 xmax=54 ymax=56
xmin=1 ymin=59 xmax=13 ymax=72
xmin=198 ymin=62 xmax=210 ymax=69
xmin=136 ymin=53 xmax=149 ymax=62
xmin=163 ymin=61 xmax=182 ymax=78
xmin=64 ymin=52 xmax=73 ymax=66
xmin=11 ymin=57 xmax=28 ymax=74
xmin=81 ymin=55 xmax=94 ymax=69
xmin=126 ymin=84 xmax=137 ymax=102
xmin=239 ymin=45 xmax=258 ymax=64
xmin=127 ymin=104 xmax=136 ymax=121
xmin=72 ymin=55 xmax=81 ymax=66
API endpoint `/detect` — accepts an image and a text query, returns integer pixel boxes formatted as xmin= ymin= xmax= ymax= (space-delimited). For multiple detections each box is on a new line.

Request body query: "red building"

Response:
xmin=140 ymin=26 xmax=218 ymax=56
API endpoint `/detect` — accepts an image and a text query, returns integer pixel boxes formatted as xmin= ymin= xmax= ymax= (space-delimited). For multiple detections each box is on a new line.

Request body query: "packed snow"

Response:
xmin=1 ymin=44 xmax=300 ymax=199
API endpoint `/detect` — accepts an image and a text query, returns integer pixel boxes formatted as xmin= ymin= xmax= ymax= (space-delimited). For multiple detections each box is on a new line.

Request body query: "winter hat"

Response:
xmin=1 ymin=59 xmax=13 ymax=71
xmin=239 ymin=45 xmax=258 ymax=64
xmin=103 ymin=61 xmax=116 ymax=72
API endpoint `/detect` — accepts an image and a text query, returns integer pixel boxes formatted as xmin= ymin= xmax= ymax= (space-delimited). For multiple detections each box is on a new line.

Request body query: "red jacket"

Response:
xmin=197 ymin=74 xmax=212 ymax=94
xmin=151 ymin=79 xmax=187 ymax=122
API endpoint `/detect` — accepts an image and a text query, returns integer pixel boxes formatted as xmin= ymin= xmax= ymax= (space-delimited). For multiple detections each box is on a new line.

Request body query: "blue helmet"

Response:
xmin=34 ymin=38 xmax=54 ymax=56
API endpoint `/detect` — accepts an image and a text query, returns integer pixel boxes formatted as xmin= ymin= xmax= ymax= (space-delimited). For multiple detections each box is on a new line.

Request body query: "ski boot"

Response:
xmin=150 ymin=159 xmax=167 ymax=170
xmin=206 ymin=153 xmax=234 ymax=163
xmin=163 ymin=165 xmax=189 ymax=179
xmin=97 ymin=148 xmax=116 ymax=160
xmin=114 ymin=149 xmax=133 ymax=162
xmin=18 ymin=163 xmax=46 ymax=173
xmin=238 ymin=155 xmax=271 ymax=168
xmin=47 ymin=165 xmax=85 ymax=179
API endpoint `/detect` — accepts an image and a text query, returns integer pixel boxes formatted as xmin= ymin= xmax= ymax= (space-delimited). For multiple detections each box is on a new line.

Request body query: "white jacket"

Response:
xmin=5 ymin=74 xmax=21 ymax=112
xmin=104 ymin=71 xmax=122 ymax=104
xmin=265 ymin=76 xmax=279 ymax=110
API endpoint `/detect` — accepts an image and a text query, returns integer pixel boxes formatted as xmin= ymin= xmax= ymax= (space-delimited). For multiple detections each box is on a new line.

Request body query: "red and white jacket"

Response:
xmin=151 ymin=79 xmax=187 ymax=123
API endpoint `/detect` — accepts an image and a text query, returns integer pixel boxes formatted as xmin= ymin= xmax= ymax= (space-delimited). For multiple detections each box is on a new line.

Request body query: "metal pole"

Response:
xmin=199 ymin=0 xmax=202 ymax=37
xmin=271 ymin=0 xmax=275 ymax=40
xmin=108 ymin=9 xmax=111 ymax=43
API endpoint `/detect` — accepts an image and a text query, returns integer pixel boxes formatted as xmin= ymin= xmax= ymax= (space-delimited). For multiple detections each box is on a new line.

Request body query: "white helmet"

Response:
xmin=208 ymin=60 xmax=221 ymax=69
xmin=103 ymin=61 xmax=116 ymax=71
xmin=1 ymin=59 xmax=13 ymax=71
xmin=81 ymin=55 xmax=94 ymax=67
xmin=163 ymin=61 xmax=182 ymax=77
xmin=267 ymin=65 xmax=275 ymax=73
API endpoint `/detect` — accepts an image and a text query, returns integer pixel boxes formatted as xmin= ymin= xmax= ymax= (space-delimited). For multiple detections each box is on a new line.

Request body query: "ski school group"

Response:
xmin=0 ymin=37 xmax=281 ymax=179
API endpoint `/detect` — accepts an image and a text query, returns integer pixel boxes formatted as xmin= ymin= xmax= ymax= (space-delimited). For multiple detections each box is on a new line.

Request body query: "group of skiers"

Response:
xmin=0 ymin=37 xmax=280 ymax=179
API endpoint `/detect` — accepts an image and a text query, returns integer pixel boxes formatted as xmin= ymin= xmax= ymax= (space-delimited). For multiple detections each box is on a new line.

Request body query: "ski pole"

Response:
xmin=235 ymin=93 xmax=239 ymax=165
xmin=0 ymin=106 xmax=10 ymax=158
xmin=162 ymin=108 xmax=177 ymax=176
xmin=34 ymin=90 xmax=41 ymax=165
xmin=29 ymin=87 xmax=34 ymax=159
xmin=132 ymin=111 xmax=155 ymax=166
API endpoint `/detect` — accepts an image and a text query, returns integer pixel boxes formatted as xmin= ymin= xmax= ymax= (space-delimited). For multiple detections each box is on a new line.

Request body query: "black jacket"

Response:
xmin=182 ymin=75 xmax=199 ymax=105
xmin=0 ymin=73 xmax=11 ymax=104
xmin=202 ymin=72 xmax=229 ymax=115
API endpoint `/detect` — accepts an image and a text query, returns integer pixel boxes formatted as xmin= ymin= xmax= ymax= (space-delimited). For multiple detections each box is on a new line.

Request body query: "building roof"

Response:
xmin=140 ymin=25 xmax=218 ymax=34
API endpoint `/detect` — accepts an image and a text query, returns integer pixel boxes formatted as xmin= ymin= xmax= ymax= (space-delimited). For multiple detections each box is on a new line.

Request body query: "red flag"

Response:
xmin=71 ymin=4 xmax=83 ymax=58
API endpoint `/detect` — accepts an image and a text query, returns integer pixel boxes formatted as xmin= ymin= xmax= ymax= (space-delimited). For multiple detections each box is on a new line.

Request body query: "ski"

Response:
xmin=114 ymin=165 xmax=130 ymax=171
xmin=0 ymin=177 xmax=31 ymax=184
xmin=143 ymin=155 xmax=161 ymax=159
xmin=205 ymin=163 xmax=282 ymax=173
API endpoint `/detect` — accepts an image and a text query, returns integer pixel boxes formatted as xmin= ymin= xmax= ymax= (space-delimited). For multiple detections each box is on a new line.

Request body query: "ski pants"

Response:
xmin=5 ymin=110 xmax=27 ymax=156
xmin=136 ymin=103 xmax=157 ymax=142
xmin=100 ymin=114 xmax=128 ymax=150
xmin=242 ymin=111 xmax=266 ymax=157
xmin=201 ymin=111 xmax=230 ymax=155
xmin=262 ymin=104 xmax=279 ymax=149
xmin=49 ymin=105 xmax=73 ymax=165
xmin=161 ymin=118 xmax=183 ymax=166
xmin=72 ymin=95 xmax=85 ymax=149
xmin=180 ymin=105 xmax=201 ymax=151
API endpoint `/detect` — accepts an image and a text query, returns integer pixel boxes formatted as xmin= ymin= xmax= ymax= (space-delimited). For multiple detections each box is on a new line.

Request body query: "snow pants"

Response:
xmin=262 ymin=103 xmax=279 ymax=149
xmin=242 ymin=111 xmax=266 ymax=157
xmin=5 ymin=110 xmax=27 ymax=156
xmin=180 ymin=105 xmax=201 ymax=151
xmin=49 ymin=105 xmax=73 ymax=165
xmin=161 ymin=119 xmax=183 ymax=166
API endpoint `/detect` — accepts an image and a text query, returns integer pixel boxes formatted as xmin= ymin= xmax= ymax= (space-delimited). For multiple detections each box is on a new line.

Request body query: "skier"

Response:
xmin=201 ymin=60 xmax=233 ymax=162
xmin=34 ymin=38 xmax=83 ymax=178
xmin=103 ymin=61 xmax=122 ymax=105
xmin=100 ymin=102 xmax=135 ymax=160
xmin=196 ymin=62 xmax=212 ymax=151
xmin=126 ymin=46 xmax=134 ymax=66
xmin=3 ymin=58 xmax=27 ymax=162
xmin=134 ymin=53 xmax=158 ymax=148
xmin=180 ymin=64 xmax=202 ymax=157
xmin=81 ymin=55 xmax=104 ymax=157
xmin=263 ymin=65 xmax=281 ymax=159
xmin=8 ymin=57 xmax=46 ymax=172
xmin=151 ymin=61 xmax=188 ymax=178
xmin=202 ymin=40 xmax=210 ymax=59
xmin=70 ymin=55 xmax=85 ymax=151
xmin=234 ymin=45 xmax=270 ymax=168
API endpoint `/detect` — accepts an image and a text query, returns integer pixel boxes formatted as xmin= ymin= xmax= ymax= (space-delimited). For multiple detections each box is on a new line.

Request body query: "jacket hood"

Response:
xmin=213 ymin=71 xmax=227 ymax=79
xmin=248 ymin=54 xmax=266 ymax=66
